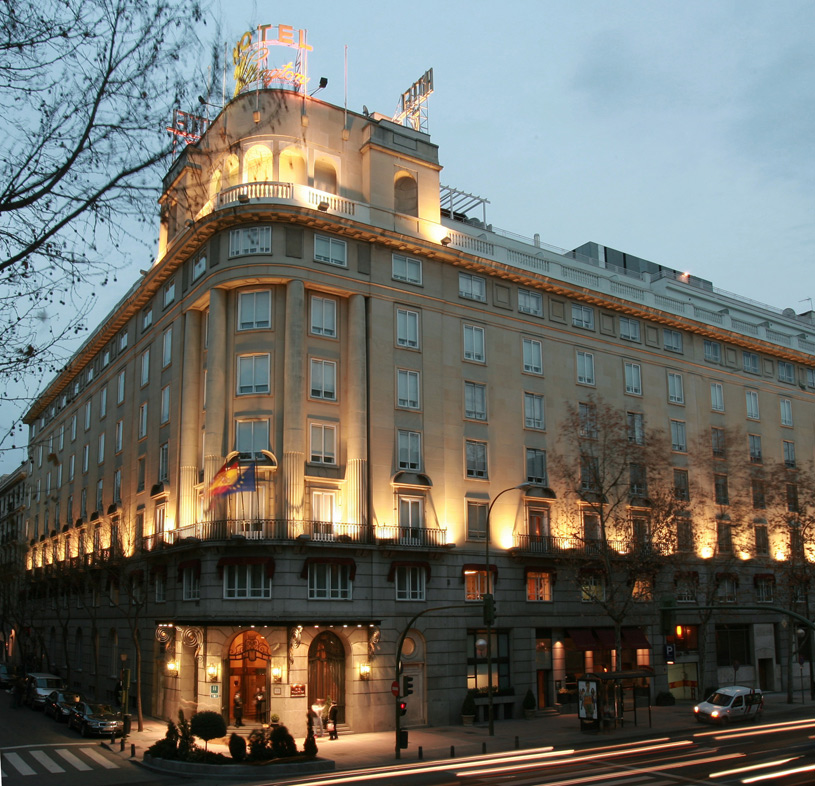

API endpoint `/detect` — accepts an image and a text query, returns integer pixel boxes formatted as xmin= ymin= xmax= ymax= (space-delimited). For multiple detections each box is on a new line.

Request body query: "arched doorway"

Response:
xmin=308 ymin=631 xmax=345 ymax=723
xmin=228 ymin=630 xmax=271 ymax=724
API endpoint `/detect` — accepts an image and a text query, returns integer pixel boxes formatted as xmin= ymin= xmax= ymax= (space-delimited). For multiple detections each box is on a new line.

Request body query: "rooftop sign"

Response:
xmin=233 ymin=23 xmax=312 ymax=96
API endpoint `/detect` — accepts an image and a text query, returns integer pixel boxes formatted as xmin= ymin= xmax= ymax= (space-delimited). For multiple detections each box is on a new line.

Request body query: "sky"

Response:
xmin=1 ymin=0 xmax=813 ymax=474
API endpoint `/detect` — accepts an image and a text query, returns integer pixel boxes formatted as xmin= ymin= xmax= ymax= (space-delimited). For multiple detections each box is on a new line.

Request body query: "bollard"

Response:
xmin=120 ymin=738 xmax=125 ymax=752
xmin=515 ymin=735 xmax=520 ymax=749
xmin=450 ymin=745 xmax=455 ymax=758
xmin=110 ymin=731 xmax=115 ymax=745
xmin=482 ymin=742 xmax=486 ymax=754
xmin=418 ymin=746 xmax=423 ymax=760
xmin=130 ymin=743 xmax=136 ymax=758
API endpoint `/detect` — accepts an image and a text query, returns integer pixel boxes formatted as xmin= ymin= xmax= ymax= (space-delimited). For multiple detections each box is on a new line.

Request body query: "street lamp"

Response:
xmin=484 ymin=482 xmax=534 ymax=736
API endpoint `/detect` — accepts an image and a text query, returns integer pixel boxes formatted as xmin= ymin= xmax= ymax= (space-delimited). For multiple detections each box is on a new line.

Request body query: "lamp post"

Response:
xmin=484 ymin=482 xmax=533 ymax=736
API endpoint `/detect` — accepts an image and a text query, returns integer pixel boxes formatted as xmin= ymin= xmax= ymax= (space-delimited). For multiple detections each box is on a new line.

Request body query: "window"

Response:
xmin=778 ymin=361 xmax=795 ymax=384
xmin=310 ymin=359 xmax=337 ymax=400
xmin=397 ymin=369 xmax=420 ymax=409
xmin=526 ymin=448 xmax=547 ymax=484
xmin=308 ymin=561 xmax=352 ymax=600
xmin=465 ymin=440 xmax=488 ymax=479
xmin=808 ymin=368 xmax=815 ymax=387
xmin=717 ymin=576 xmax=737 ymax=603
xmin=674 ymin=469 xmax=690 ymax=502
xmin=463 ymin=324 xmax=485 ymax=362
xmin=743 ymin=351 xmax=759 ymax=374
xmin=158 ymin=443 xmax=169 ymax=482
xmin=752 ymin=479 xmax=766 ymax=509
xmin=97 ymin=433 xmax=105 ymax=464
xmin=235 ymin=419 xmax=270 ymax=460
xmin=397 ymin=430 xmax=421 ymax=470
xmin=84 ymin=400 xmax=91 ymax=430
xmin=237 ymin=354 xmax=270 ymax=394
xmin=137 ymin=457 xmax=145 ymax=492
xmin=69 ymin=454 xmax=75 ymax=481
xmin=717 ymin=519 xmax=733 ymax=553
xmin=745 ymin=390 xmax=760 ymax=420
xmin=162 ymin=327 xmax=172 ymax=367
xmin=58 ymin=424 xmax=64 ymax=451
xmin=670 ymin=420 xmax=686 ymax=452
xmin=619 ymin=317 xmax=640 ymax=342
xmin=755 ymin=577 xmax=773 ymax=603
xmin=518 ymin=289 xmax=543 ymax=316
xmin=238 ymin=290 xmax=271 ymax=330
xmin=676 ymin=517 xmax=693 ymax=553
xmin=309 ymin=423 xmax=336 ymax=464
xmin=82 ymin=444 xmax=89 ymax=473
xmin=459 ymin=272 xmax=486 ymax=302
xmin=138 ymin=403 xmax=147 ymax=439
xmin=311 ymin=296 xmax=337 ymax=337
xmin=667 ymin=372 xmax=684 ymax=404
xmin=783 ymin=440 xmax=796 ymax=468
xmin=580 ymin=456 xmax=599 ymax=491
xmin=754 ymin=524 xmax=769 ymax=555
xmin=163 ymin=280 xmax=175 ymax=308
xmin=787 ymin=483 xmax=799 ymax=513
xmin=522 ymin=338 xmax=543 ymax=374
xmin=466 ymin=629 xmax=510 ymax=691
xmin=627 ymin=411 xmax=644 ymax=444
xmin=711 ymin=427 xmax=726 ymax=458
xmin=192 ymin=253 xmax=207 ymax=281
xmin=714 ymin=474 xmax=729 ymax=506
xmin=398 ymin=496 xmax=424 ymax=532
xmin=630 ymin=464 xmax=647 ymax=496
xmin=159 ymin=385 xmax=170 ymax=424
xmin=395 ymin=565 xmax=426 ymax=601
xmin=579 ymin=402 xmax=597 ymax=438
xmin=464 ymin=381 xmax=486 ymax=420
xmin=576 ymin=351 xmax=595 ymax=385
xmin=140 ymin=349 xmax=150 ymax=387
xmin=314 ymin=234 xmax=347 ymax=266
xmin=113 ymin=469 xmax=121 ymax=503
xmin=632 ymin=577 xmax=653 ymax=602
xmin=182 ymin=566 xmax=200 ymax=601
xmin=748 ymin=434 xmax=762 ymax=463
xmin=624 ymin=362 xmax=642 ymax=395
xmin=142 ymin=306 xmax=153 ymax=331
xmin=710 ymin=382 xmax=724 ymax=412
xmin=224 ymin=563 xmax=272 ymax=599
xmin=392 ymin=253 xmax=421 ymax=284
xmin=117 ymin=370 xmax=125 ymax=405
xmin=524 ymin=392 xmax=545 ymax=429
xmin=464 ymin=569 xmax=489 ymax=601
xmin=704 ymin=340 xmax=721 ymax=362
xmin=155 ymin=573 xmax=166 ymax=603
xmin=467 ymin=501 xmax=487 ymax=540
xmin=663 ymin=329 xmax=683 ymax=353
xmin=118 ymin=329 xmax=128 ymax=351
xmin=229 ymin=226 xmax=271 ymax=256
xmin=580 ymin=574 xmax=605 ymax=603
xmin=99 ymin=388 xmax=107 ymax=419
xmin=527 ymin=571 xmax=552 ymax=602
xmin=780 ymin=398 xmax=793 ymax=427
xmin=572 ymin=304 xmax=594 ymax=329
xmin=396 ymin=308 xmax=419 ymax=348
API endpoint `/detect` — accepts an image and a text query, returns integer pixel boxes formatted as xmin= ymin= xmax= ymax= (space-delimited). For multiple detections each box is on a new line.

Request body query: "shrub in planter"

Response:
xmin=271 ymin=724 xmax=297 ymax=757
xmin=228 ymin=732 xmax=246 ymax=761
xmin=176 ymin=711 xmax=196 ymax=759
xmin=461 ymin=693 xmax=476 ymax=717
xmin=523 ymin=690 xmax=536 ymax=710
xmin=655 ymin=691 xmax=675 ymax=706
xmin=247 ymin=728 xmax=271 ymax=761
xmin=146 ymin=718 xmax=179 ymax=760
xmin=190 ymin=711 xmax=227 ymax=751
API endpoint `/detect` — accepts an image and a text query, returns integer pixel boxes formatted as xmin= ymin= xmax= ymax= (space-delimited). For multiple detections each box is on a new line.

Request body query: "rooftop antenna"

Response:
xmin=344 ymin=45 xmax=348 ymax=131
xmin=393 ymin=68 xmax=434 ymax=133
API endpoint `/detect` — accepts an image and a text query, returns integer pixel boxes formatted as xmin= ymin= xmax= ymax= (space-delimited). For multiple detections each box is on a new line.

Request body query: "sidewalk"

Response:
xmin=110 ymin=692 xmax=815 ymax=774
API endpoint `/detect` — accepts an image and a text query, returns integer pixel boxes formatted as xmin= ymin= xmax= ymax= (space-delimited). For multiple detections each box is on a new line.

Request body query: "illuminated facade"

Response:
xmin=18 ymin=88 xmax=815 ymax=730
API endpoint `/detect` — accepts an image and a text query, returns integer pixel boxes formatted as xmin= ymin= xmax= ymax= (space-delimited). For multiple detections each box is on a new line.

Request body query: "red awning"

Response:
xmin=461 ymin=563 xmax=499 ymax=578
xmin=177 ymin=559 xmax=201 ymax=581
xmin=622 ymin=627 xmax=651 ymax=649
xmin=754 ymin=573 xmax=775 ymax=586
xmin=217 ymin=556 xmax=275 ymax=579
xmin=568 ymin=629 xmax=598 ymax=651
xmin=594 ymin=628 xmax=616 ymax=650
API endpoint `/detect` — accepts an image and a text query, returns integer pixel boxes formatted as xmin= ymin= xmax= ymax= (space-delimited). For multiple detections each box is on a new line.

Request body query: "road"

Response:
xmin=0 ymin=699 xmax=175 ymax=786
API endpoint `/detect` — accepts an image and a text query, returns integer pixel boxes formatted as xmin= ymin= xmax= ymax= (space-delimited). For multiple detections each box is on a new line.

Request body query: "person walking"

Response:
xmin=310 ymin=698 xmax=324 ymax=736
xmin=233 ymin=690 xmax=243 ymax=727
xmin=327 ymin=699 xmax=338 ymax=740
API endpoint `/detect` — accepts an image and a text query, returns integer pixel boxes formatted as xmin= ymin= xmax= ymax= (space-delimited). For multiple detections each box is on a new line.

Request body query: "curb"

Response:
xmin=141 ymin=752 xmax=336 ymax=779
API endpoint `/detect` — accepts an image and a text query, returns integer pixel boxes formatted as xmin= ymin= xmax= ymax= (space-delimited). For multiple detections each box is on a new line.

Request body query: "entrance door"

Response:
xmin=308 ymin=631 xmax=345 ymax=723
xmin=228 ymin=630 xmax=271 ymax=724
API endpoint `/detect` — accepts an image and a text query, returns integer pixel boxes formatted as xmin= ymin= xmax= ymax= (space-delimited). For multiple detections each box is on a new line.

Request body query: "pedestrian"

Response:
xmin=327 ymin=699 xmax=338 ymax=740
xmin=310 ymin=698 xmax=324 ymax=736
xmin=233 ymin=690 xmax=243 ymax=727
xmin=255 ymin=687 xmax=266 ymax=723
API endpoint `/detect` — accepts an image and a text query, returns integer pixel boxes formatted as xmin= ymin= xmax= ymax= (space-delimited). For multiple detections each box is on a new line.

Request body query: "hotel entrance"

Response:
xmin=228 ymin=630 xmax=271 ymax=724
xmin=308 ymin=631 xmax=346 ymax=723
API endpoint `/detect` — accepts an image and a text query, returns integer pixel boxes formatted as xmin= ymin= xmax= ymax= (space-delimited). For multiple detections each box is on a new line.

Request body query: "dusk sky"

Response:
xmin=1 ymin=0 xmax=813 ymax=474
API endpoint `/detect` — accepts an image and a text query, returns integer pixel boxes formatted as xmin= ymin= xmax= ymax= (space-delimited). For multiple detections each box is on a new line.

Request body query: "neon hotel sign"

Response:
xmin=233 ymin=23 xmax=312 ymax=96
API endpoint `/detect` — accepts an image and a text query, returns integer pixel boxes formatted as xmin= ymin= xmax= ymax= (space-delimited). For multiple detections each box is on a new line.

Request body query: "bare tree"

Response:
xmin=0 ymin=0 xmax=206 ymax=387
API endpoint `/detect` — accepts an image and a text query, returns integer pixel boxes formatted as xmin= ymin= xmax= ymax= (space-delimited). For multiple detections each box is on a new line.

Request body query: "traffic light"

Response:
xmin=399 ymin=701 xmax=407 ymax=716
xmin=402 ymin=675 xmax=414 ymax=697
xmin=659 ymin=596 xmax=676 ymax=636
xmin=483 ymin=593 xmax=496 ymax=625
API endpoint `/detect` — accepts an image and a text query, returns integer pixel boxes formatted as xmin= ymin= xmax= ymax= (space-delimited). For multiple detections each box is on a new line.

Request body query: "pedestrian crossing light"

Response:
xmin=399 ymin=700 xmax=407 ymax=716
xmin=483 ymin=593 xmax=496 ymax=625
xmin=402 ymin=675 xmax=414 ymax=697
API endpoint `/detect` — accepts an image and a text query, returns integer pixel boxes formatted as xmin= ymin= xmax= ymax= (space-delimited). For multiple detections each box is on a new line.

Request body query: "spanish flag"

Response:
xmin=207 ymin=458 xmax=256 ymax=505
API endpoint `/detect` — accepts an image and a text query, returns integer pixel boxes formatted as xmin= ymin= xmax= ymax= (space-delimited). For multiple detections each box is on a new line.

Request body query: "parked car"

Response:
xmin=0 ymin=664 xmax=11 ymax=688
xmin=43 ymin=690 xmax=84 ymax=722
xmin=67 ymin=701 xmax=124 ymax=737
xmin=24 ymin=673 xmax=64 ymax=709
xmin=694 ymin=685 xmax=764 ymax=724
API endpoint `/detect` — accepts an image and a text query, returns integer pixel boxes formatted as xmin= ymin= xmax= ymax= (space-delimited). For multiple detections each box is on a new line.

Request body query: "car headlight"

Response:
xmin=693 ymin=706 xmax=699 ymax=712
xmin=711 ymin=710 xmax=719 ymax=717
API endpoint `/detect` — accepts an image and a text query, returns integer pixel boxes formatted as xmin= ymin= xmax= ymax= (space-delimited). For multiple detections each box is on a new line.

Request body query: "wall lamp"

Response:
xmin=166 ymin=660 xmax=179 ymax=677
xmin=271 ymin=666 xmax=282 ymax=684
xmin=237 ymin=192 xmax=250 ymax=204
xmin=359 ymin=662 xmax=372 ymax=681
xmin=206 ymin=664 xmax=219 ymax=683
xmin=317 ymin=200 xmax=330 ymax=212
xmin=440 ymin=235 xmax=452 ymax=246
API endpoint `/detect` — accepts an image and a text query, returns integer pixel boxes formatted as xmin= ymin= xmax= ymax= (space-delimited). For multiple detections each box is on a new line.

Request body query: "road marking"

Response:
xmin=2 ymin=751 xmax=36 ymax=776
xmin=55 ymin=748 xmax=92 ymax=771
xmin=78 ymin=747 xmax=119 ymax=769
xmin=30 ymin=750 xmax=65 ymax=773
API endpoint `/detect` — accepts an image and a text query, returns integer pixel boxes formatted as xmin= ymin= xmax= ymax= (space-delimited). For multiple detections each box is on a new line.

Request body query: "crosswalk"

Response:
xmin=1 ymin=745 xmax=120 ymax=778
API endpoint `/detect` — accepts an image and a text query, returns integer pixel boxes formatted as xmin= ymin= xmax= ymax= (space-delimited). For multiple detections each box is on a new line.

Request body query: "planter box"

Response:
xmin=143 ymin=753 xmax=335 ymax=780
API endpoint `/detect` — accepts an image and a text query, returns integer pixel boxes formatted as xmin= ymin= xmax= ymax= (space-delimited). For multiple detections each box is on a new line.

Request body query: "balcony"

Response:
xmin=513 ymin=534 xmax=665 ymax=557
xmin=375 ymin=525 xmax=448 ymax=548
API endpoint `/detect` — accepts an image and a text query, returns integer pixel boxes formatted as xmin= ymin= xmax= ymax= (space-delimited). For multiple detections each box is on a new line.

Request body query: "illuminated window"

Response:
xmin=527 ymin=571 xmax=552 ymax=602
xmin=244 ymin=144 xmax=273 ymax=182
xmin=580 ymin=574 xmax=605 ymax=602
xmin=464 ymin=569 xmax=489 ymax=601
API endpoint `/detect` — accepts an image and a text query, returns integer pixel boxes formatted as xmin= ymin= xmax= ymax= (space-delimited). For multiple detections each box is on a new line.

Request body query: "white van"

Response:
xmin=24 ymin=673 xmax=64 ymax=708
xmin=693 ymin=685 xmax=763 ymax=724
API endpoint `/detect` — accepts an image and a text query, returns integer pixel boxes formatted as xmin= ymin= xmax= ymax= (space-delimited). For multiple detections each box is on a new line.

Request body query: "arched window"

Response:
xmin=314 ymin=159 xmax=337 ymax=194
xmin=244 ymin=145 xmax=274 ymax=182
xmin=279 ymin=148 xmax=306 ymax=185
xmin=224 ymin=154 xmax=240 ymax=190
xmin=394 ymin=173 xmax=418 ymax=216
xmin=209 ymin=169 xmax=222 ymax=201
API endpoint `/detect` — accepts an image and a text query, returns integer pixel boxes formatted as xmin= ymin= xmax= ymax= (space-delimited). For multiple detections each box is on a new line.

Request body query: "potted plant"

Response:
xmin=522 ymin=689 xmax=536 ymax=719
xmin=461 ymin=693 xmax=476 ymax=726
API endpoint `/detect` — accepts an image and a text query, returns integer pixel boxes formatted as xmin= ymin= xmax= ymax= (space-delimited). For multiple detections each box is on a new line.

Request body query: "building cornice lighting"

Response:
xmin=317 ymin=200 xmax=330 ymax=211
xmin=237 ymin=192 xmax=250 ymax=204
xmin=441 ymin=235 xmax=452 ymax=246
xmin=166 ymin=660 xmax=179 ymax=677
